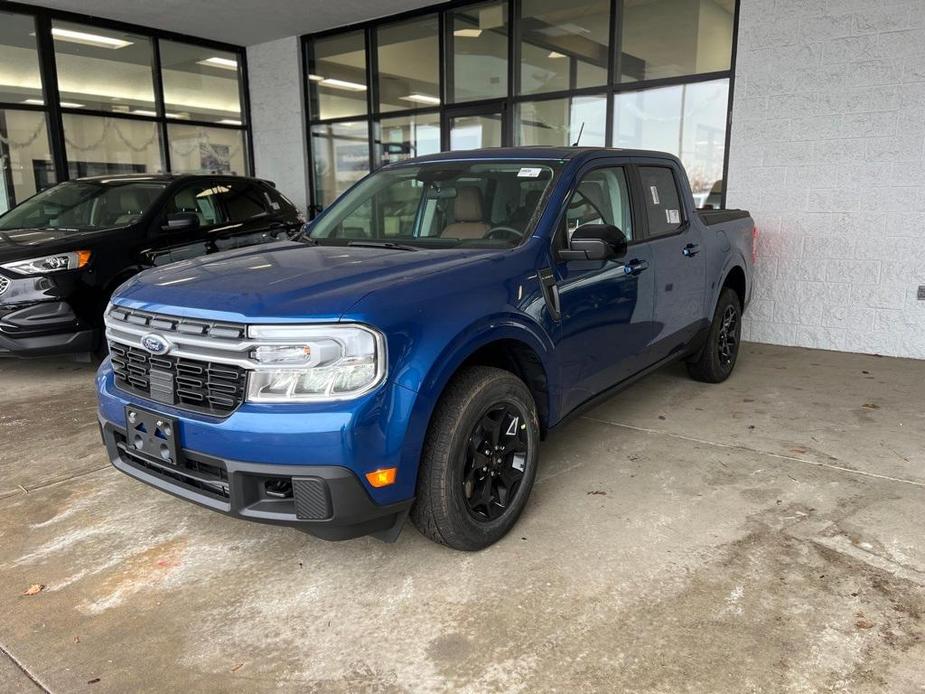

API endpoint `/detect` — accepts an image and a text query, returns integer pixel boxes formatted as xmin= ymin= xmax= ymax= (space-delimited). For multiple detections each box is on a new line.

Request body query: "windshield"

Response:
xmin=309 ymin=161 xmax=560 ymax=249
xmin=0 ymin=180 xmax=167 ymax=232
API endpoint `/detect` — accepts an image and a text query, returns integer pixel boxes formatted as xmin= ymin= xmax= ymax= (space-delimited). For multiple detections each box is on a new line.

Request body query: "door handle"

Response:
xmin=682 ymin=243 xmax=700 ymax=257
xmin=623 ymin=259 xmax=649 ymax=275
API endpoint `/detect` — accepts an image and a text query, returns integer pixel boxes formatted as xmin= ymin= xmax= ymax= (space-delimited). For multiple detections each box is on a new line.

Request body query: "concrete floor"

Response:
xmin=0 ymin=343 xmax=923 ymax=693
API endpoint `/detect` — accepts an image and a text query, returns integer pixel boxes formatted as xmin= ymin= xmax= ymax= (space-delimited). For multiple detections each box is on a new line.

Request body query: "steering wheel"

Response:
xmin=483 ymin=226 xmax=524 ymax=242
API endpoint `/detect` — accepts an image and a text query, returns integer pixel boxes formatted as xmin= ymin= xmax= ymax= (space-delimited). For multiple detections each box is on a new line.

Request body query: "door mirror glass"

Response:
xmin=163 ymin=212 xmax=200 ymax=232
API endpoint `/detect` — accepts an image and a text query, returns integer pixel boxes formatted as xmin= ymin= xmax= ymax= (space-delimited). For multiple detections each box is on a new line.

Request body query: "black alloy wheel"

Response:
xmin=461 ymin=402 xmax=529 ymax=522
xmin=717 ymin=304 xmax=739 ymax=366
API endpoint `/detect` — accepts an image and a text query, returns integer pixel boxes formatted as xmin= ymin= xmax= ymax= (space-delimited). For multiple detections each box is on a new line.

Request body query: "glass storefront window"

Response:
xmin=448 ymin=2 xmax=508 ymax=103
xmin=309 ymin=31 xmax=368 ymax=121
xmin=618 ymin=0 xmax=734 ymax=82
xmin=519 ymin=0 xmax=610 ymax=95
xmin=62 ymin=114 xmax=164 ymax=177
xmin=449 ymin=113 xmax=503 ymax=150
xmin=52 ymin=21 xmax=155 ymax=114
xmin=160 ymin=41 xmax=244 ymax=124
xmin=0 ymin=110 xmax=55 ymax=215
xmin=516 ymin=95 xmax=606 ymax=147
xmin=167 ymin=124 xmax=247 ymax=174
xmin=613 ymin=78 xmax=729 ymax=200
xmin=378 ymin=16 xmax=441 ymax=112
xmin=0 ymin=12 xmax=43 ymax=104
xmin=310 ymin=121 xmax=370 ymax=208
xmin=378 ymin=113 xmax=441 ymax=166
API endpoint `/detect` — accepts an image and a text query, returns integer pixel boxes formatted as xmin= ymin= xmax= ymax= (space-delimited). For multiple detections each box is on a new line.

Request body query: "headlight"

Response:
xmin=2 ymin=250 xmax=91 ymax=275
xmin=245 ymin=324 xmax=386 ymax=402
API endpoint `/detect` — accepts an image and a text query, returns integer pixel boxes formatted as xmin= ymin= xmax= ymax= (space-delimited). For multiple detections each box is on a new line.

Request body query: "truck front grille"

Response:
xmin=110 ymin=341 xmax=246 ymax=416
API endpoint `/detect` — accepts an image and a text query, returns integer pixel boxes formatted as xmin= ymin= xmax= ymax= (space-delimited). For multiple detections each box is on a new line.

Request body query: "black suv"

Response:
xmin=0 ymin=174 xmax=303 ymax=357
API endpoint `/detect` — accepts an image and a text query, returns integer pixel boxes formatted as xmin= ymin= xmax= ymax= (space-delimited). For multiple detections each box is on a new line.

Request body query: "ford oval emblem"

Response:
xmin=141 ymin=333 xmax=171 ymax=356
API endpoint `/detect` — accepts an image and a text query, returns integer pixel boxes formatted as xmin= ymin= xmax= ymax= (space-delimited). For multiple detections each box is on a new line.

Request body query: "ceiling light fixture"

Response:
xmin=218 ymin=119 xmax=242 ymax=125
xmin=22 ymin=98 xmax=84 ymax=108
xmin=131 ymin=109 xmax=185 ymax=118
xmin=308 ymin=74 xmax=325 ymax=81
xmin=547 ymin=51 xmax=566 ymax=59
xmin=319 ymin=78 xmax=367 ymax=91
xmin=453 ymin=28 xmax=482 ymax=37
xmin=198 ymin=56 xmax=238 ymax=71
xmin=400 ymin=94 xmax=441 ymax=105
xmin=51 ymin=27 xmax=132 ymax=49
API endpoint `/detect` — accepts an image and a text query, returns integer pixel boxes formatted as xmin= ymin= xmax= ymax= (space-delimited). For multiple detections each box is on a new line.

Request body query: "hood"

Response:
xmin=113 ymin=241 xmax=501 ymax=322
xmin=0 ymin=227 xmax=117 ymax=264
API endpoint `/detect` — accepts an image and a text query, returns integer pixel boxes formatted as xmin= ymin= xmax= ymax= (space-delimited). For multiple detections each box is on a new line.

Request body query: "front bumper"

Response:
xmin=97 ymin=362 xmax=422 ymax=541
xmin=0 ymin=300 xmax=96 ymax=357
xmin=99 ymin=419 xmax=412 ymax=541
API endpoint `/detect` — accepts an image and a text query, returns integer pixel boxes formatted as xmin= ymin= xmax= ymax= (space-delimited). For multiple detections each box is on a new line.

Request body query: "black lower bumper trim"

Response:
xmin=100 ymin=419 xmax=412 ymax=542
xmin=0 ymin=327 xmax=96 ymax=357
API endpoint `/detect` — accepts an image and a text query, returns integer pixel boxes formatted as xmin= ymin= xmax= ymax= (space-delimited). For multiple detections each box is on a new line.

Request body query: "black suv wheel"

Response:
xmin=687 ymin=287 xmax=742 ymax=383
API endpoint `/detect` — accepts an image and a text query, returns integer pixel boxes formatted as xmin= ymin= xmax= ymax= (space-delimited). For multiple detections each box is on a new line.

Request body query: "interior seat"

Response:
xmin=441 ymin=186 xmax=490 ymax=239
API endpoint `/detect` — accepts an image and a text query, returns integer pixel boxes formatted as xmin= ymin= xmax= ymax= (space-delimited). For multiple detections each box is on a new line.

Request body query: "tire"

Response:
xmin=411 ymin=366 xmax=540 ymax=551
xmin=687 ymin=288 xmax=742 ymax=384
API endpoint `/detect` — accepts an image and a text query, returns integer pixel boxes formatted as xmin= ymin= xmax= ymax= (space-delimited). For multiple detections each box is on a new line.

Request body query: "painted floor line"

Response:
xmin=581 ymin=415 xmax=925 ymax=490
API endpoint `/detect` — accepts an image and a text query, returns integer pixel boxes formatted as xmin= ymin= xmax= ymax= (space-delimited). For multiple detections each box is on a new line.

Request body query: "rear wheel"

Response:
xmin=687 ymin=288 xmax=741 ymax=383
xmin=411 ymin=366 xmax=540 ymax=551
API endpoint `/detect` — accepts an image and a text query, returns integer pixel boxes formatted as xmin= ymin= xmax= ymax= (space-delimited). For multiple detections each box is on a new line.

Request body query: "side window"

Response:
xmin=639 ymin=166 xmax=684 ymax=237
xmin=221 ymin=183 xmax=272 ymax=223
xmin=561 ymin=166 xmax=633 ymax=247
xmin=166 ymin=183 xmax=226 ymax=228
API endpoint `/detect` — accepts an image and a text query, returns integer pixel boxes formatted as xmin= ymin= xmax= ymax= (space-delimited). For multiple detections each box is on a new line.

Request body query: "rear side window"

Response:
xmin=640 ymin=166 xmax=684 ymax=238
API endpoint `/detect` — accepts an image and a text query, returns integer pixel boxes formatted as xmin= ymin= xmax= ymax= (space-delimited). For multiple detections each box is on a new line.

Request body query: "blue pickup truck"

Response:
xmin=97 ymin=147 xmax=754 ymax=550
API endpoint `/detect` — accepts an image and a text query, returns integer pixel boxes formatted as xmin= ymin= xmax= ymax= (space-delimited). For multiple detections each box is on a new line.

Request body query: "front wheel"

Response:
xmin=687 ymin=288 xmax=742 ymax=383
xmin=411 ymin=366 xmax=540 ymax=551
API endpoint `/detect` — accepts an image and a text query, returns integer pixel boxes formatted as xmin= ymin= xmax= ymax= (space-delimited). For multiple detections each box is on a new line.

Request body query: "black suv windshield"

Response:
xmin=0 ymin=180 xmax=167 ymax=231
xmin=309 ymin=161 xmax=560 ymax=249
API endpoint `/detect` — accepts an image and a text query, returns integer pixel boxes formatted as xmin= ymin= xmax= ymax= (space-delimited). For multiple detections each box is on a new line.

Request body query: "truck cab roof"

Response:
xmin=406 ymin=146 xmax=681 ymax=166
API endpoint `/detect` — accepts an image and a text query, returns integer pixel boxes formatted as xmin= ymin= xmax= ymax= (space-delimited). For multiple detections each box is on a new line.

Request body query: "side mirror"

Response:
xmin=559 ymin=223 xmax=628 ymax=261
xmin=162 ymin=212 xmax=200 ymax=232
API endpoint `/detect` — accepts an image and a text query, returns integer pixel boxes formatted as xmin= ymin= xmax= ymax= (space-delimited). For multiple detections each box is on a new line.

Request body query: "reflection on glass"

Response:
xmin=311 ymin=121 xmax=370 ymax=208
xmin=378 ymin=113 xmax=441 ymax=166
xmin=0 ymin=12 xmax=43 ymax=104
xmin=516 ymin=95 xmax=606 ymax=146
xmin=449 ymin=2 xmax=508 ymax=103
xmin=0 ymin=110 xmax=54 ymax=215
xmin=613 ymin=79 xmax=729 ymax=198
xmin=52 ymin=21 xmax=155 ymax=113
xmin=168 ymin=124 xmax=247 ymax=174
xmin=618 ymin=0 xmax=734 ymax=82
xmin=160 ymin=40 xmax=243 ymax=123
xmin=62 ymin=114 xmax=164 ymax=177
xmin=519 ymin=0 xmax=610 ymax=95
xmin=378 ymin=15 xmax=440 ymax=112
xmin=309 ymin=31 xmax=368 ymax=120
xmin=449 ymin=114 xmax=502 ymax=150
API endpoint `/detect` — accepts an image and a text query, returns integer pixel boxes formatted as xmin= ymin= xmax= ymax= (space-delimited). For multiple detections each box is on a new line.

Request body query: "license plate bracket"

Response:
xmin=124 ymin=406 xmax=181 ymax=466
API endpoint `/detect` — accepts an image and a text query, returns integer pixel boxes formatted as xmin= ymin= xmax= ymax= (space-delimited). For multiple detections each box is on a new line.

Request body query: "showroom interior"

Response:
xmin=1 ymin=0 xmax=924 ymax=691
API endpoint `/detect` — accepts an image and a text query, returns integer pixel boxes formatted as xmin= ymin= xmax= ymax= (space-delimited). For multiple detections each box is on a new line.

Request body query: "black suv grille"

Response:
xmin=110 ymin=341 xmax=246 ymax=416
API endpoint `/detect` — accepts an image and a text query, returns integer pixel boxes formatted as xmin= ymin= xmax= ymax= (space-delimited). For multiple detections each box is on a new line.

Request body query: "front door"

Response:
xmin=551 ymin=164 xmax=658 ymax=414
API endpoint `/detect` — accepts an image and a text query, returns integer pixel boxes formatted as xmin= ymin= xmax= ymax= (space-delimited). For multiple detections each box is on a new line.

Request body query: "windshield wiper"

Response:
xmin=346 ymin=240 xmax=419 ymax=252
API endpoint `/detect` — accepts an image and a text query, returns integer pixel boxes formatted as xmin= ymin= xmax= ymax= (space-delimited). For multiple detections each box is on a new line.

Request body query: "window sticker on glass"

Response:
xmin=666 ymin=209 xmax=680 ymax=225
xmin=517 ymin=167 xmax=543 ymax=178
xmin=650 ymin=186 xmax=660 ymax=205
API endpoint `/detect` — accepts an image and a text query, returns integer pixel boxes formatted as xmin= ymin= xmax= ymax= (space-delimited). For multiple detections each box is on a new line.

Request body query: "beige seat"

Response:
xmin=442 ymin=186 xmax=489 ymax=239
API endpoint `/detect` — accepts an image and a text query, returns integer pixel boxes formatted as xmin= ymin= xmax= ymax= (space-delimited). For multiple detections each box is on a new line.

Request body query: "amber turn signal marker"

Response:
xmin=365 ymin=467 xmax=397 ymax=487
xmin=76 ymin=250 xmax=92 ymax=268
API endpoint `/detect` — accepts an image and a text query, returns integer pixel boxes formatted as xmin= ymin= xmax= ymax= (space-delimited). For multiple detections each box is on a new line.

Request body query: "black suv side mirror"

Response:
xmin=559 ymin=223 xmax=628 ymax=261
xmin=162 ymin=212 xmax=200 ymax=232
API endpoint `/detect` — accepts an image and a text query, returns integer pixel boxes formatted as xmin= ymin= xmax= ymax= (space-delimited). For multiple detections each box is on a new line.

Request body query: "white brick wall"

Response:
xmin=727 ymin=0 xmax=925 ymax=359
xmin=247 ymin=37 xmax=310 ymax=215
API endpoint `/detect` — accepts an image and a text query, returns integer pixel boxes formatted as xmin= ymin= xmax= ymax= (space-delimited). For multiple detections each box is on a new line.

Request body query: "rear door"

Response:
xmin=146 ymin=180 xmax=224 ymax=266
xmin=210 ymin=180 xmax=299 ymax=252
xmin=635 ymin=163 xmax=707 ymax=361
